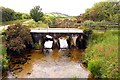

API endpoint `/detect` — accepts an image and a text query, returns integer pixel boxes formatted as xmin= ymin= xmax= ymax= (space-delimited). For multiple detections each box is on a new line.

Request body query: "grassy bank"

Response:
xmin=84 ymin=30 xmax=119 ymax=78
xmin=22 ymin=19 xmax=47 ymax=28
xmin=1 ymin=19 xmax=30 ymax=26
xmin=0 ymin=34 xmax=8 ymax=70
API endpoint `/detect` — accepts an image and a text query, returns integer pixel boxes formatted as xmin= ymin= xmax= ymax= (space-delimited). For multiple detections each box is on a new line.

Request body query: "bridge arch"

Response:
xmin=30 ymin=28 xmax=85 ymax=49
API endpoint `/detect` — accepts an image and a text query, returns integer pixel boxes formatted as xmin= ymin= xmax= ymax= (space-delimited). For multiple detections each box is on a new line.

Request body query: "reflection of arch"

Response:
xmin=58 ymin=37 xmax=68 ymax=49
xmin=42 ymin=35 xmax=54 ymax=49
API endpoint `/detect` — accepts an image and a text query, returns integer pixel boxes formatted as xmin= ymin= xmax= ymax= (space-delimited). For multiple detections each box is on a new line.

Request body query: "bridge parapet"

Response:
xmin=30 ymin=28 xmax=83 ymax=33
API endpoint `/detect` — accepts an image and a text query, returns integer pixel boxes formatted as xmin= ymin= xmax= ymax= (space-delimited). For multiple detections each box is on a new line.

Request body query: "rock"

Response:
xmin=13 ymin=67 xmax=22 ymax=71
xmin=12 ymin=60 xmax=21 ymax=64
xmin=18 ymin=69 xmax=22 ymax=72
xmin=27 ymin=55 xmax=31 ymax=57
xmin=27 ymin=72 xmax=31 ymax=75
xmin=27 ymin=58 xmax=31 ymax=60
xmin=15 ymin=76 xmax=18 ymax=78
xmin=82 ymin=61 xmax=88 ymax=68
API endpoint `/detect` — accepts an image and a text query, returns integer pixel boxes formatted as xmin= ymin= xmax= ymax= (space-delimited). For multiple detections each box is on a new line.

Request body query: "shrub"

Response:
xmin=0 ymin=37 xmax=8 ymax=70
xmin=83 ymin=28 xmax=93 ymax=34
xmin=83 ymin=28 xmax=93 ymax=39
xmin=23 ymin=20 xmax=47 ymax=28
xmin=34 ymin=43 xmax=41 ymax=49
xmin=4 ymin=23 xmax=33 ymax=54
xmin=82 ymin=20 xmax=95 ymax=28
xmin=88 ymin=58 xmax=103 ymax=78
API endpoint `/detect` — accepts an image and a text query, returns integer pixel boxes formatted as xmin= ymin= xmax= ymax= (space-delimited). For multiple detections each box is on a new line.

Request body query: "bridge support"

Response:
xmin=31 ymin=32 xmax=87 ymax=50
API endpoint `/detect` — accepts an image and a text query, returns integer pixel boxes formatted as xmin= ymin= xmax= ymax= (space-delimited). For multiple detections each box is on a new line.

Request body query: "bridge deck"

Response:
xmin=30 ymin=28 xmax=83 ymax=33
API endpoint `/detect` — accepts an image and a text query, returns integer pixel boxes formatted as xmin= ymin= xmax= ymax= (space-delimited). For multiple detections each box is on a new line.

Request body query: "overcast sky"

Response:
xmin=0 ymin=0 xmax=109 ymax=16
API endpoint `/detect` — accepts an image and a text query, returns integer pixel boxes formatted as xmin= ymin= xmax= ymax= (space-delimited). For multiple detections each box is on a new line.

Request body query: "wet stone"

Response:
xmin=12 ymin=60 xmax=22 ymax=64
xmin=27 ymin=58 xmax=31 ymax=60
xmin=27 ymin=55 xmax=31 ymax=57
xmin=27 ymin=72 xmax=31 ymax=75
xmin=15 ymin=76 xmax=18 ymax=78
xmin=13 ymin=67 xmax=22 ymax=71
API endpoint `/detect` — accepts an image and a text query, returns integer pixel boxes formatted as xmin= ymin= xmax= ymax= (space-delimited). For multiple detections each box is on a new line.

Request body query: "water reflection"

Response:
xmin=6 ymin=49 xmax=89 ymax=78
xmin=59 ymin=38 xmax=68 ymax=49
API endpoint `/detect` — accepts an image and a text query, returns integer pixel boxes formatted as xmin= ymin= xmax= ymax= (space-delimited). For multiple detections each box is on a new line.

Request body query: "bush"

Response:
xmin=0 ymin=48 xmax=8 ymax=70
xmin=23 ymin=20 xmax=47 ymax=28
xmin=34 ymin=43 xmax=41 ymax=49
xmin=4 ymin=23 xmax=33 ymax=54
xmin=83 ymin=28 xmax=93 ymax=34
xmin=83 ymin=28 xmax=93 ymax=40
xmin=0 ymin=37 xmax=8 ymax=70
xmin=82 ymin=20 xmax=95 ymax=28
xmin=88 ymin=58 xmax=103 ymax=78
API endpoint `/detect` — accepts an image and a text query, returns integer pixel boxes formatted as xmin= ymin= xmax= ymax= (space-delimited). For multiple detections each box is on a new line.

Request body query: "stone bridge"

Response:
xmin=30 ymin=28 xmax=87 ymax=49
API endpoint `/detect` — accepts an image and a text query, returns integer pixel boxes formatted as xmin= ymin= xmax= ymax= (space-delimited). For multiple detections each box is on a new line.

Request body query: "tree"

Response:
xmin=5 ymin=24 xmax=33 ymax=54
xmin=14 ymin=12 xmax=23 ymax=20
xmin=22 ymin=13 xmax=31 ymax=19
xmin=30 ymin=6 xmax=44 ymax=22
xmin=1 ymin=6 xmax=15 ymax=21
xmin=0 ymin=6 xmax=30 ymax=22
xmin=80 ymin=1 xmax=120 ymax=22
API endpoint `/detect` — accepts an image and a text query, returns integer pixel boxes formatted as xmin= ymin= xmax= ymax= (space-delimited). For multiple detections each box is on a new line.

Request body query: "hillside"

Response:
xmin=45 ymin=12 xmax=69 ymax=18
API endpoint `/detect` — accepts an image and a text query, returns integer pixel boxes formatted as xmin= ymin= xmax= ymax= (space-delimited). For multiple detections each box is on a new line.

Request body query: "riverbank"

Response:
xmin=83 ymin=30 xmax=119 ymax=78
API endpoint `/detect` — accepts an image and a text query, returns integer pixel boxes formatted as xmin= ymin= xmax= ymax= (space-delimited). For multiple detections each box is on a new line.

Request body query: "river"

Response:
xmin=5 ymin=48 xmax=90 ymax=78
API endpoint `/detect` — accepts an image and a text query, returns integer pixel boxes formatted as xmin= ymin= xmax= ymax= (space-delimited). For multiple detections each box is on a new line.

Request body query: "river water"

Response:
xmin=5 ymin=48 xmax=90 ymax=78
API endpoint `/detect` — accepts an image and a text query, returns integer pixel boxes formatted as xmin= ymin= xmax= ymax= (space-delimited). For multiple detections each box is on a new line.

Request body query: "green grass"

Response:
xmin=0 ymin=35 xmax=8 ymax=70
xmin=22 ymin=19 xmax=47 ymax=28
xmin=1 ymin=19 xmax=30 ymax=26
xmin=0 ymin=45 xmax=8 ymax=70
xmin=84 ymin=30 xmax=119 ymax=78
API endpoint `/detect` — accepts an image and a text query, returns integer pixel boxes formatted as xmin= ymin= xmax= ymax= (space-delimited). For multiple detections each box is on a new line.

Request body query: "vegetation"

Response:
xmin=0 ymin=44 xmax=8 ymax=70
xmin=30 ymin=6 xmax=44 ymax=22
xmin=2 ymin=19 xmax=29 ymax=26
xmin=34 ymin=43 xmax=41 ymax=49
xmin=83 ymin=30 xmax=119 ymax=78
xmin=77 ymin=1 xmax=120 ymax=29
xmin=45 ymin=12 xmax=68 ymax=18
xmin=0 ymin=6 xmax=31 ymax=22
xmin=4 ymin=24 xmax=33 ymax=54
xmin=80 ymin=2 xmax=120 ymax=22
xmin=0 ymin=31 xmax=8 ymax=70
xmin=0 ymin=1 xmax=119 ymax=79
xmin=22 ymin=19 xmax=47 ymax=28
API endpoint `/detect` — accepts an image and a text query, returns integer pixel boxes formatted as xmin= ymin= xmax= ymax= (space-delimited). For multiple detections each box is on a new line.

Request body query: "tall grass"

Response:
xmin=84 ymin=30 xmax=119 ymax=78
xmin=1 ymin=19 xmax=29 ymax=26
xmin=0 ymin=33 xmax=8 ymax=70
xmin=22 ymin=20 xmax=47 ymax=28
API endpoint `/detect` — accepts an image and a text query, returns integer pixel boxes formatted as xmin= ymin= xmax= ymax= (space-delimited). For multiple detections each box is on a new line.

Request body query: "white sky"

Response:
xmin=0 ymin=0 xmax=109 ymax=16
